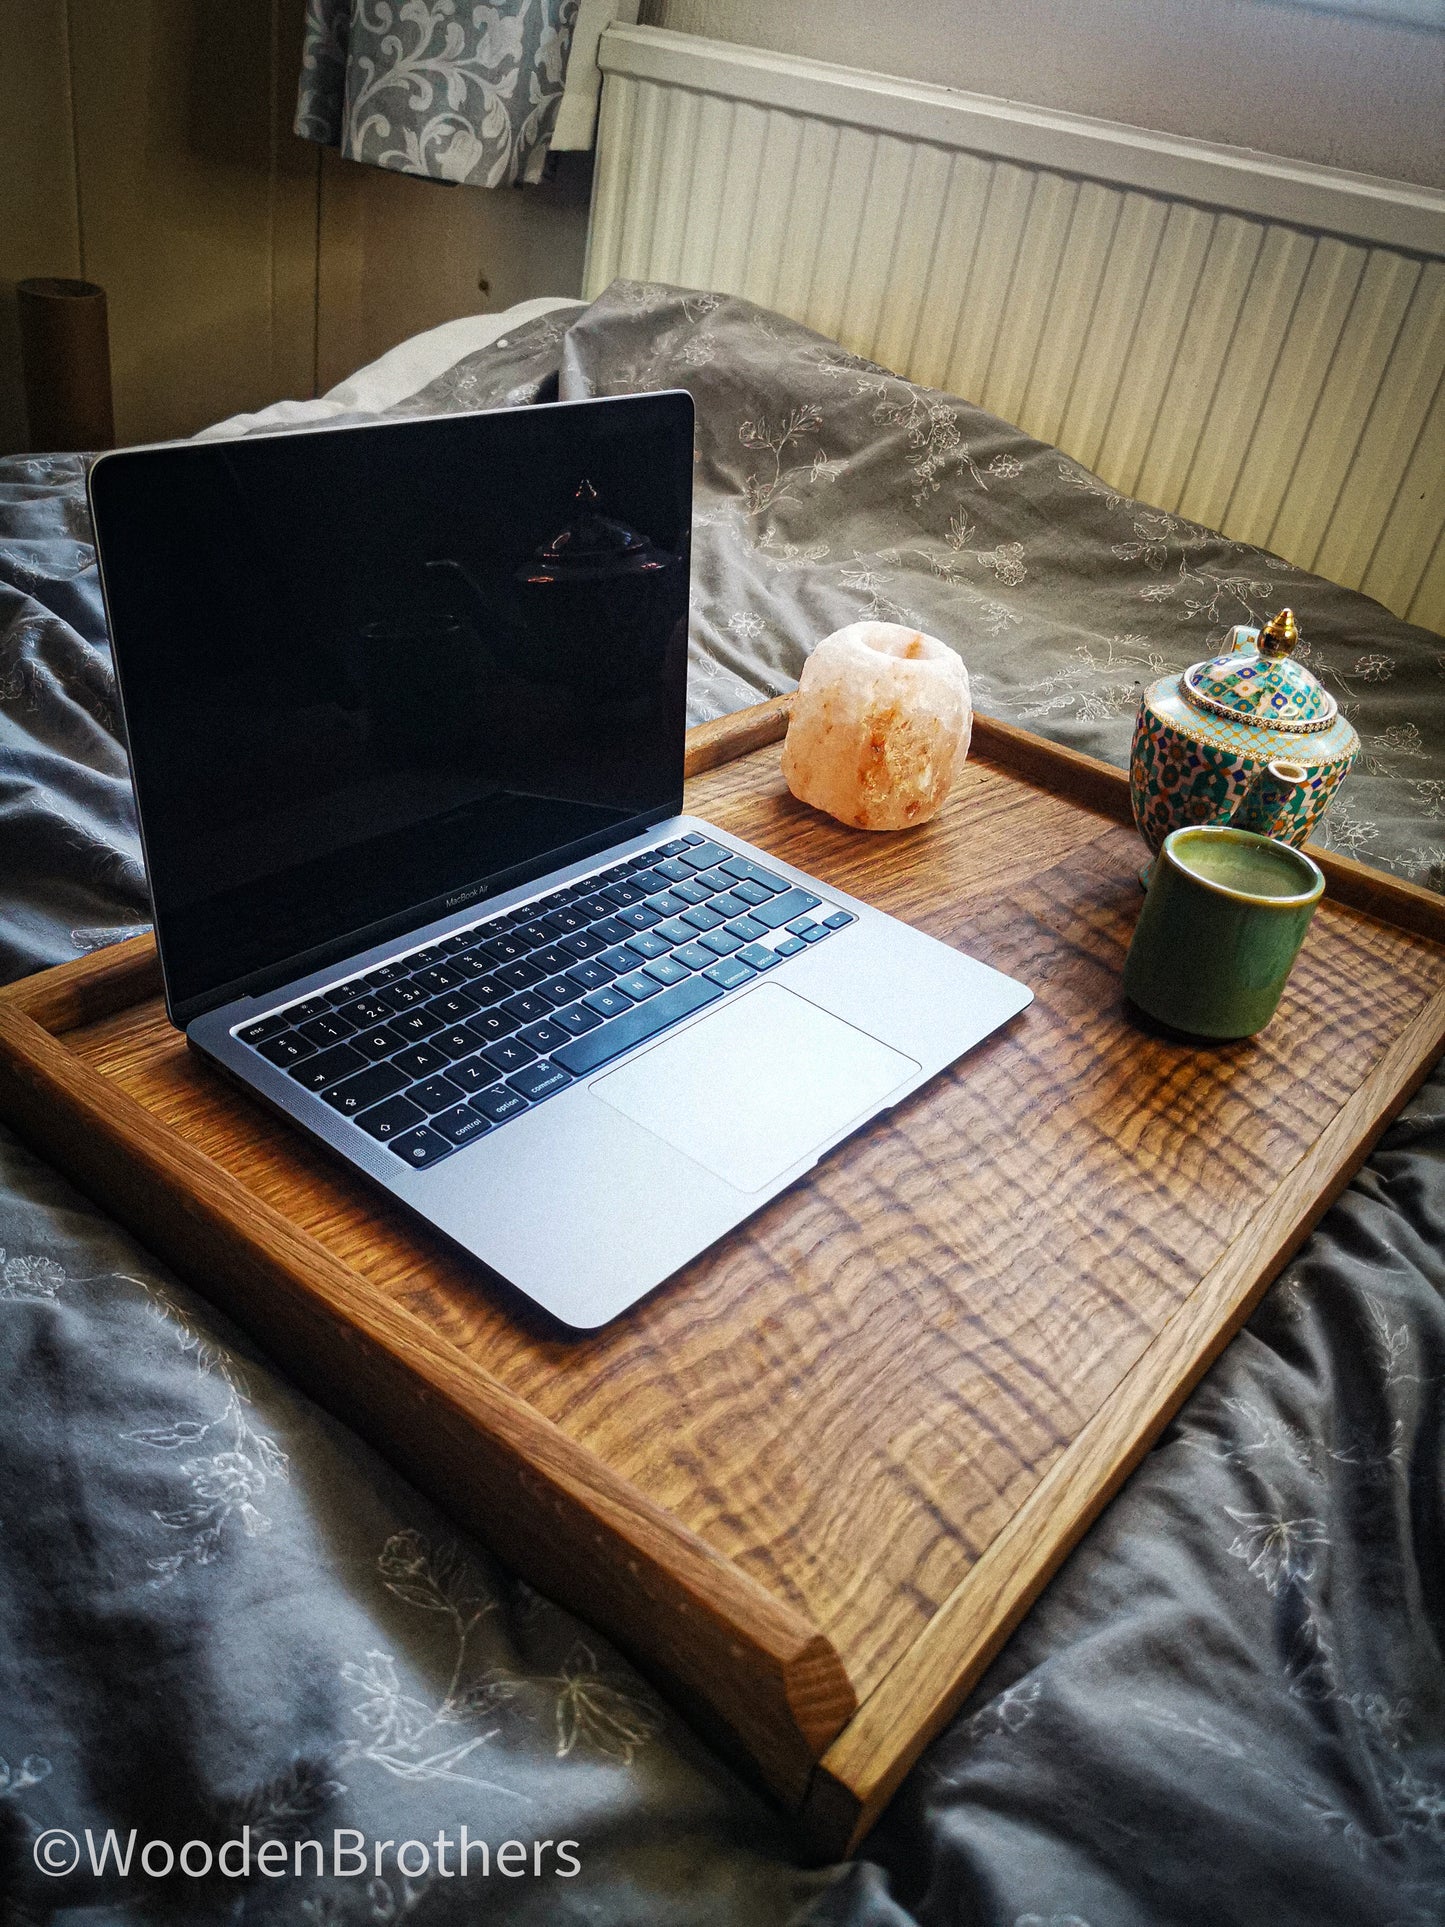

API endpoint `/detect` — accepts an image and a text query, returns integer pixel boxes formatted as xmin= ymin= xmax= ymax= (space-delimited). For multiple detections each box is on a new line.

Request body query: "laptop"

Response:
xmin=89 ymin=393 xmax=1032 ymax=1328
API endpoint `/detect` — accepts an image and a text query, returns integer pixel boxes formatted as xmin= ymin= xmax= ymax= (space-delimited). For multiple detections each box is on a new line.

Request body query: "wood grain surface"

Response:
xmin=4 ymin=704 xmax=1444 ymax=1850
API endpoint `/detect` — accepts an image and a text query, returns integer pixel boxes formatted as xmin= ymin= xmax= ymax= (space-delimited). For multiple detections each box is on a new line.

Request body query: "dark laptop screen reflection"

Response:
xmin=93 ymin=398 xmax=692 ymax=1011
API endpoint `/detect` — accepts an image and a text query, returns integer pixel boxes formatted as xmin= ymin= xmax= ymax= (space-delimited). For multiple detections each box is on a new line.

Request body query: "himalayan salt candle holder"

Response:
xmin=781 ymin=621 xmax=972 ymax=831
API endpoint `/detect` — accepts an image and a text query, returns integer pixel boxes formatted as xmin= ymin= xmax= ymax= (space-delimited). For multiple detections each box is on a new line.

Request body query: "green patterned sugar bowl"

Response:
xmin=1129 ymin=609 xmax=1358 ymax=859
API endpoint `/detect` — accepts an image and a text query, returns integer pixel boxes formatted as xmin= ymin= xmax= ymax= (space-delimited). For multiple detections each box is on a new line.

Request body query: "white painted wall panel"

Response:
xmin=586 ymin=29 xmax=1445 ymax=630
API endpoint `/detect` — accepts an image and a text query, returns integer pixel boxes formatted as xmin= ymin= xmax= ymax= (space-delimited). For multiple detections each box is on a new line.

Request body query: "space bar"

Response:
xmin=553 ymin=976 xmax=724 ymax=1076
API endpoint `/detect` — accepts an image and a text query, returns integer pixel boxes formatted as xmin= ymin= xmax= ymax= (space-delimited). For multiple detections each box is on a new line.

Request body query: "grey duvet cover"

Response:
xmin=0 ymin=285 xmax=1442 ymax=1926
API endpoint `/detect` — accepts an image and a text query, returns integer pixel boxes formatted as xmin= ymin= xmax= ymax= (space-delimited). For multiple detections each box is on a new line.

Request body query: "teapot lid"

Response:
xmin=1181 ymin=610 xmax=1337 ymax=735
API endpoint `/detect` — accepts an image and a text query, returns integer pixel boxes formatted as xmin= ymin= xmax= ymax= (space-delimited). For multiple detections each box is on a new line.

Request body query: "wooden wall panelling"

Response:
xmin=64 ymin=0 xmax=319 ymax=445
xmin=0 ymin=0 xmax=84 ymax=453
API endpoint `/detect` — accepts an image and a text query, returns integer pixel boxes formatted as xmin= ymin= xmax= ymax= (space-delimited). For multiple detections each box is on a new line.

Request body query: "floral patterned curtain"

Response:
xmin=295 ymin=0 xmax=580 ymax=189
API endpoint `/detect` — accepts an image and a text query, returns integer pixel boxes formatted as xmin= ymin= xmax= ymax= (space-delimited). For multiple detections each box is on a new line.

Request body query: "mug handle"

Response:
xmin=1232 ymin=758 xmax=1310 ymax=842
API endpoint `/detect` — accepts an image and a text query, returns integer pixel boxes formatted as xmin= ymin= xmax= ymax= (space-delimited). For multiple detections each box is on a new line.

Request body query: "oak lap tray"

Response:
xmin=4 ymin=701 xmax=1445 ymax=1856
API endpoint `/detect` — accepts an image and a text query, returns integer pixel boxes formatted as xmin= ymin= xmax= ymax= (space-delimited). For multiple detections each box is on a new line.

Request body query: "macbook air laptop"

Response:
xmin=89 ymin=393 xmax=1031 ymax=1328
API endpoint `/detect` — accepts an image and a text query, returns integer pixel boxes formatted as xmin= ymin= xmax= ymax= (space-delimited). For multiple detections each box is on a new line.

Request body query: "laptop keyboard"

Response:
xmin=233 ymin=834 xmax=856 ymax=1171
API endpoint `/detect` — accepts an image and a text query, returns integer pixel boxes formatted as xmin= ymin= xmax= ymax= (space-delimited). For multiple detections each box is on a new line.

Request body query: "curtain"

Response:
xmin=295 ymin=0 xmax=580 ymax=189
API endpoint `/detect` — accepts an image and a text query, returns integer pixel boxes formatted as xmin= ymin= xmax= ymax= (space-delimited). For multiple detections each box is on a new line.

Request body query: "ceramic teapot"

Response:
xmin=1129 ymin=609 xmax=1358 ymax=856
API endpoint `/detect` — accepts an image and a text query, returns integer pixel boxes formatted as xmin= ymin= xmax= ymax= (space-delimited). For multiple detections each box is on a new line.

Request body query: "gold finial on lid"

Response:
xmin=1258 ymin=608 xmax=1299 ymax=659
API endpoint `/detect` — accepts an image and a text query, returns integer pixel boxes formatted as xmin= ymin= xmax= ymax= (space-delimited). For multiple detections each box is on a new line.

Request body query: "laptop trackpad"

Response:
xmin=591 ymin=983 xmax=918 ymax=1194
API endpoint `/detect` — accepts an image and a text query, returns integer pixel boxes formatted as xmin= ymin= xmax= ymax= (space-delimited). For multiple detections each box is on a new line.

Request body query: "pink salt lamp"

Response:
xmin=781 ymin=622 xmax=972 ymax=831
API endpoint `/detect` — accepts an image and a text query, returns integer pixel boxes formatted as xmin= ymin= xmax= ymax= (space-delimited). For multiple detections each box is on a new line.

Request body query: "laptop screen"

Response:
xmin=90 ymin=392 xmax=694 ymax=1022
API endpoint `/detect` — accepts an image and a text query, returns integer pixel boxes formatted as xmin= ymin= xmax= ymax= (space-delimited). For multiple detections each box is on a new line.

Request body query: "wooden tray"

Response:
xmin=4 ymin=702 xmax=1445 ymax=1857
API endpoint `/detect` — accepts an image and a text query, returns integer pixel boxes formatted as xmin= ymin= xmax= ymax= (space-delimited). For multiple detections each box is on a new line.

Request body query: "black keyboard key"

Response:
xmin=254 ymin=1030 xmax=316 ymax=1068
xmin=431 ymin=1103 xmax=493 ymax=1147
xmin=322 ymin=1060 xmax=410 ymax=1115
xmin=698 ymin=928 xmax=744 ymax=957
xmin=565 ymin=959 xmax=615 ymax=991
xmin=558 ymin=929 xmax=607 ymax=960
xmin=582 ymin=986 xmax=633 ymax=1019
xmin=519 ymin=1018 xmax=569 ymax=1053
xmin=439 ymin=930 xmax=479 ymax=954
xmin=288 ymin=1043 xmax=366 ymax=1091
xmin=409 ymin=1075 xmax=467 ymax=1113
xmin=447 ymin=953 xmax=492 ymax=981
xmin=336 ymin=995 xmax=393 ymax=1027
xmin=645 ymin=892 xmax=690 ymax=919
xmin=501 ymin=990 xmax=550 ymax=1024
xmin=464 ymin=1008 xmax=520 ymax=1044
xmin=600 ymin=944 xmax=645 ymax=974
xmin=494 ymin=958 xmax=544 ymax=991
xmin=572 ymin=893 xmax=613 ymax=922
xmin=432 ymin=1026 xmax=483 ymax=1060
xmin=728 ymin=915 xmax=769 ymax=943
xmin=536 ymin=974 xmax=582 ymax=1009
xmin=676 ymin=841 xmax=732 ymax=873
xmin=287 ymin=996 xmax=333 ymax=1023
xmin=704 ymin=956 xmax=756 ymax=990
xmin=377 ymin=979 xmax=429 ymax=1011
xmin=364 ymin=961 xmax=410 ymax=987
xmin=673 ymin=941 xmax=716 ymax=971
xmin=615 ymin=903 xmax=661 ymax=931
xmin=615 ymin=970 xmax=662 ymax=1002
xmin=548 ymin=906 xmax=589 ymax=934
xmin=824 ymin=910 xmax=856 ymax=929
xmin=555 ymin=974 xmax=723 ymax=1076
xmin=479 ymin=1037 xmax=537 ymax=1074
xmin=680 ymin=903 xmax=726 ymax=932
xmin=444 ymin=1055 xmax=499 ymax=1094
xmin=506 ymin=1061 xmax=572 ymax=1103
xmin=388 ymin=1126 xmax=456 ymax=1168
xmin=642 ymin=954 xmax=691 ymax=986
xmin=751 ymin=887 xmax=822 ymax=930
xmin=410 ymin=944 xmax=449 ymax=969
xmin=326 ymin=977 xmax=373 ymax=1006
xmin=719 ymin=856 xmax=787 ymax=890
xmin=352 ymin=1025 xmax=406 ymax=1061
xmin=428 ymin=990 xmax=480 ymax=1023
xmin=465 ymin=975 xmax=509 ymax=1007
xmin=658 ymin=838 xmax=692 ymax=858
xmin=412 ymin=964 xmax=462 ymax=995
xmin=551 ymin=1001 xmax=602 ymax=1036
xmin=389 ymin=1043 xmax=449 ymax=1082
xmin=623 ymin=930 xmax=671 ymax=959
xmin=627 ymin=869 xmax=668 ymax=895
xmin=528 ymin=946 xmax=572 ymax=977
xmin=668 ymin=878 xmax=711 ymax=905
xmin=589 ymin=917 xmax=633 ymax=947
xmin=471 ymin=1085 xmax=528 ymax=1124
xmin=652 ymin=858 xmax=692 ymax=883
xmin=514 ymin=917 xmax=564 ymax=949
xmin=354 ymin=1094 xmax=426 ymax=1140
xmin=738 ymin=943 xmax=781 ymax=971
xmin=238 ymin=1013 xmax=290 ymax=1045
xmin=482 ymin=934 xmax=528 ymax=963
xmin=298 ymin=1012 xmax=356 ymax=1047
xmin=389 ymin=1006 xmax=446 ymax=1041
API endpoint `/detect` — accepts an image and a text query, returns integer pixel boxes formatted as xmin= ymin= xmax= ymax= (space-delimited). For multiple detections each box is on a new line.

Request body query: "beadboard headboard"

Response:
xmin=583 ymin=25 xmax=1445 ymax=635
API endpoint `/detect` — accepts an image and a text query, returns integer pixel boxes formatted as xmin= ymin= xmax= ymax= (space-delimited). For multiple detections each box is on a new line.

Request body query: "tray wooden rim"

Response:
xmin=4 ymin=698 xmax=1444 ymax=1858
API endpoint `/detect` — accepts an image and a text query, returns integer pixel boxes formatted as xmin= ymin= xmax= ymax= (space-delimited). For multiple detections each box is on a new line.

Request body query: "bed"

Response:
xmin=2 ymin=285 xmax=1443 ymax=1926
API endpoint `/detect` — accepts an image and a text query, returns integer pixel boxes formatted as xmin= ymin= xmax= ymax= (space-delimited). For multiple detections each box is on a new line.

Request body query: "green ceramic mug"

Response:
xmin=1123 ymin=825 xmax=1325 ymax=1039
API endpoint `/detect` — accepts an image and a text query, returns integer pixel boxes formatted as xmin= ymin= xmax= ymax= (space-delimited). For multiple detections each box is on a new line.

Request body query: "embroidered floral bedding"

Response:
xmin=1 ymin=284 xmax=1442 ymax=1925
